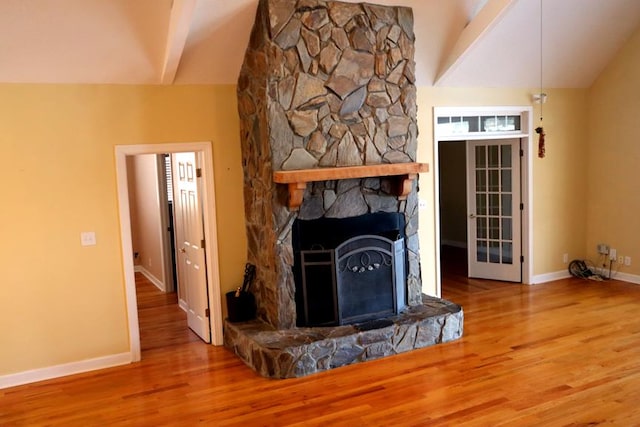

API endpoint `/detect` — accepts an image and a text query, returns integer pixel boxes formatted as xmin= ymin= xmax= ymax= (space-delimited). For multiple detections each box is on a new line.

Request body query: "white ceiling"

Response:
xmin=0 ymin=0 xmax=639 ymax=87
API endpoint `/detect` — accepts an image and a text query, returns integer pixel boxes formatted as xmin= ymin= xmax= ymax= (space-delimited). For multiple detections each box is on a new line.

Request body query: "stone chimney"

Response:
xmin=237 ymin=0 xmax=421 ymax=330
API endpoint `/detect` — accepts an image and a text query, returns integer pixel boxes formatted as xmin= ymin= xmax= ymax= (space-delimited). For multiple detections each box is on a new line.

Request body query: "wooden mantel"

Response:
xmin=273 ymin=162 xmax=429 ymax=210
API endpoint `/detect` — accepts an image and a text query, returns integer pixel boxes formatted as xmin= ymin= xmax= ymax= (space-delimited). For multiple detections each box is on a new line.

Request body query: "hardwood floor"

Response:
xmin=3 ymin=265 xmax=640 ymax=425
xmin=135 ymin=273 xmax=200 ymax=352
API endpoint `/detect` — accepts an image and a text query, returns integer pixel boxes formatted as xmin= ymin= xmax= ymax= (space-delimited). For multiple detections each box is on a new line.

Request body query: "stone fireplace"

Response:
xmin=225 ymin=0 xmax=463 ymax=378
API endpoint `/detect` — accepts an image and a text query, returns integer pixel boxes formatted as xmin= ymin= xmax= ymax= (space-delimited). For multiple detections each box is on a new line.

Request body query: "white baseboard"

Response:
xmin=612 ymin=272 xmax=640 ymax=285
xmin=531 ymin=270 xmax=571 ymax=284
xmin=531 ymin=269 xmax=640 ymax=285
xmin=441 ymin=239 xmax=467 ymax=249
xmin=0 ymin=352 xmax=132 ymax=389
xmin=137 ymin=266 xmax=165 ymax=292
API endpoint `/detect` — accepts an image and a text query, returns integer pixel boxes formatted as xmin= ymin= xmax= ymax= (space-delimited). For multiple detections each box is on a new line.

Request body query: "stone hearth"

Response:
xmin=229 ymin=0 xmax=463 ymax=378
xmin=225 ymin=295 xmax=462 ymax=378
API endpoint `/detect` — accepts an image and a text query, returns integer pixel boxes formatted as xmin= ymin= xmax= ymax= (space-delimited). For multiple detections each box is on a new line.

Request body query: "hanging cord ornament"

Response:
xmin=536 ymin=0 xmax=546 ymax=159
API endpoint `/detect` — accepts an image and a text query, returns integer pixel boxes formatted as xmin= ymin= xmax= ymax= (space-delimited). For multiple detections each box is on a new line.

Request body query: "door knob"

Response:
xmin=469 ymin=213 xmax=476 ymax=218
xmin=179 ymin=247 xmax=186 ymax=253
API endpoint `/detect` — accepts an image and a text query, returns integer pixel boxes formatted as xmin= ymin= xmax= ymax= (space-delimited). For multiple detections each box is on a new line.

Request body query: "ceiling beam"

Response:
xmin=160 ymin=0 xmax=197 ymax=84
xmin=435 ymin=0 xmax=516 ymax=86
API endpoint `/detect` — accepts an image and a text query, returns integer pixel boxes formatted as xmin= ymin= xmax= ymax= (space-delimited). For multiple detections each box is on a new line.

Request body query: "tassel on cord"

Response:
xmin=536 ymin=126 xmax=545 ymax=158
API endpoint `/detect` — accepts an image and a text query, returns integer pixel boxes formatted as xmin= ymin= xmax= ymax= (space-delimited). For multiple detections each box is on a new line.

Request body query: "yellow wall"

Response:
xmin=0 ymin=74 xmax=623 ymax=377
xmin=417 ymin=87 xmax=589 ymax=294
xmin=0 ymin=84 xmax=246 ymax=376
xmin=587 ymin=25 xmax=640 ymax=277
xmin=129 ymin=154 xmax=165 ymax=285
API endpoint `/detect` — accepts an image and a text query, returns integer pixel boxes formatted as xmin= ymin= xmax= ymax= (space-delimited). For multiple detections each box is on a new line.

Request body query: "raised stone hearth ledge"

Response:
xmin=274 ymin=162 xmax=429 ymax=209
xmin=224 ymin=295 xmax=463 ymax=379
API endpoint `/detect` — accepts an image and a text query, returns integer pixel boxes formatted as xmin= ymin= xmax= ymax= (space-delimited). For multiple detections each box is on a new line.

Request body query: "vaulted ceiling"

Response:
xmin=1 ymin=0 xmax=639 ymax=87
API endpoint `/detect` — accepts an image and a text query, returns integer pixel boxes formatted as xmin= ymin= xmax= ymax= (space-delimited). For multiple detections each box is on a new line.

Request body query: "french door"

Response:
xmin=466 ymin=139 xmax=521 ymax=282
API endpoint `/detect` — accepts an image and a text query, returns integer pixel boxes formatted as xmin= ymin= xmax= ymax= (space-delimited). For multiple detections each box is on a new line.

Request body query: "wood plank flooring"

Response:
xmin=3 ymin=258 xmax=640 ymax=425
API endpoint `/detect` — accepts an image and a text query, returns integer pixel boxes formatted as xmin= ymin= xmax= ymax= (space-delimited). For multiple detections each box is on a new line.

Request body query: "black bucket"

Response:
xmin=226 ymin=291 xmax=256 ymax=322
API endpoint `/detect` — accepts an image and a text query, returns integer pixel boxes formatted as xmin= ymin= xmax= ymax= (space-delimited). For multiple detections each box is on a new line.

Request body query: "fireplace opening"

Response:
xmin=293 ymin=212 xmax=407 ymax=327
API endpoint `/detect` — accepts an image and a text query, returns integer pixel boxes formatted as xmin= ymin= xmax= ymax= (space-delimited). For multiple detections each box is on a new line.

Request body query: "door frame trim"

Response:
xmin=433 ymin=106 xmax=533 ymax=295
xmin=115 ymin=142 xmax=223 ymax=362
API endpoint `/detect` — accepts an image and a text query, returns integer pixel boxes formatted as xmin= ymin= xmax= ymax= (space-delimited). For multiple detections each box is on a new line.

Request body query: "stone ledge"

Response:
xmin=223 ymin=295 xmax=464 ymax=378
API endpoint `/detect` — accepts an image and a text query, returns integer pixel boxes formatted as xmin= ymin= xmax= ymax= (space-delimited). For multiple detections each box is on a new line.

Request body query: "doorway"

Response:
xmin=433 ymin=107 xmax=533 ymax=296
xmin=115 ymin=142 xmax=223 ymax=363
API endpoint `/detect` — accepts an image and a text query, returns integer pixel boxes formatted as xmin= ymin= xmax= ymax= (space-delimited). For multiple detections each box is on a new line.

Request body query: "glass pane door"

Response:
xmin=467 ymin=139 xmax=521 ymax=282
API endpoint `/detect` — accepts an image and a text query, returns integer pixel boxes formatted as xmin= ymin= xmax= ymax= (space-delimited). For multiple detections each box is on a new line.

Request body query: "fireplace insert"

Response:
xmin=293 ymin=213 xmax=407 ymax=327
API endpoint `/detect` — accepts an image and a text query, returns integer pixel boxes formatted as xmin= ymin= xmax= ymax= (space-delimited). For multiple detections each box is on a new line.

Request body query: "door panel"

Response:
xmin=467 ymin=139 xmax=521 ymax=282
xmin=172 ymin=152 xmax=211 ymax=343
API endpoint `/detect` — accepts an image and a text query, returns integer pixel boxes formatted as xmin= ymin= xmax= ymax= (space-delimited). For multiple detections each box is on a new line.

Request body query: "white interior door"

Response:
xmin=172 ymin=152 xmax=211 ymax=343
xmin=467 ymin=139 xmax=521 ymax=282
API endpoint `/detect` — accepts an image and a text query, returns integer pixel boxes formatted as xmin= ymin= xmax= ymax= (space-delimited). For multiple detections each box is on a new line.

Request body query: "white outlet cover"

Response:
xmin=81 ymin=231 xmax=96 ymax=246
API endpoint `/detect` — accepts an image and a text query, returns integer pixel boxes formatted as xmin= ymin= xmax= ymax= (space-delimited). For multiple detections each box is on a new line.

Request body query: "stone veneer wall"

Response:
xmin=237 ymin=0 xmax=420 ymax=330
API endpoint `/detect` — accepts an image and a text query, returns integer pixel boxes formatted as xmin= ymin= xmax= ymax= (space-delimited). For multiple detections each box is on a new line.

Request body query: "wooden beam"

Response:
xmin=273 ymin=163 xmax=428 ymax=184
xmin=160 ymin=0 xmax=197 ymax=84
xmin=273 ymin=163 xmax=429 ymax=210
xmin=435 ymin=0 xmax=515 ymax=85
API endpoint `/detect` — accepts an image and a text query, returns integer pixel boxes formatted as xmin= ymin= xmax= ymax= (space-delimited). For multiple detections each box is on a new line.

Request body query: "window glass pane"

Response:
xmin=476 ymin=146 xmax=486 ymax=168
xmin=477 ymin=217 xmax=487 ymax=239
xmin=508 ymin=115 xmax=521 ymax=131
xmin=502 ymin=194 xmax=512 ymax=216
xmin=501 ymin=145 xmax=512 ymax=167
xmin=489 ymin=241 xmax=500 ymax=263
xmin=477 ymin=240 xmax=487 ymax=263
xmin=502 ymin=218 xmax=512 ymax=240
xmin=501 ymin=169 xmax=512 ymax=192
xmin=489 ymin=193 xmax=500 ymax=216
xmin=502 ymin=242 xmax=513 ymax=264
xmin=464 ymin=116 xmax=479 ymax=132
xmin=497 ymin=116 xmax=507 ymax=130
xmin=476 ymin=170 xmax=486 ymax=192
xmin=476 ymin=194 xmax=486 ymax=215
xmin=488 ymin=146 xmax=499 ymax=167
xmin=488 ymin=170 xmax=500 ymax=191
xmin=482 ymin=116 xmax=496 ymax=132
xmin=489 ymin=217 xmax=500 ymax=239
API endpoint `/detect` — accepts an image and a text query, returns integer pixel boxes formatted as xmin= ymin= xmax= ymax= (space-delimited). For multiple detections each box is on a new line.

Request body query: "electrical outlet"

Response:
xmin=609 ymin=248 xmax=617 ymax=259
xmin=618 ymin=255 xmax=624 ymax=265
xmin=563 ymin=253 xmax=568 ymax=263
xmin=625 ymin=256 xmax=632 ymax=266
xmin=80 ymin=231 xmax=96 ymax=246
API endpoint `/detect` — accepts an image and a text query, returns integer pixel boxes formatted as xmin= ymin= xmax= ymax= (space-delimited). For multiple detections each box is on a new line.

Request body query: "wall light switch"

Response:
xmin=81 ymin=231 xmax=96 ymax=246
